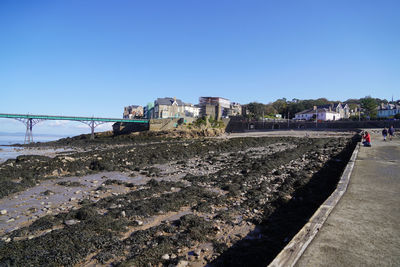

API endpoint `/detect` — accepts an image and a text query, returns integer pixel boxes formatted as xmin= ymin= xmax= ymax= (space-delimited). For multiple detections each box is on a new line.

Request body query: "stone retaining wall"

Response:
xmin=226 ymin=118 xmax=400 ymax=132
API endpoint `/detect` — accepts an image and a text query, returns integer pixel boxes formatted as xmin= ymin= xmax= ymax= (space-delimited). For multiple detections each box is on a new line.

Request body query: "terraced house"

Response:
xmin=377 ymin=103 xmax=400 ymax=118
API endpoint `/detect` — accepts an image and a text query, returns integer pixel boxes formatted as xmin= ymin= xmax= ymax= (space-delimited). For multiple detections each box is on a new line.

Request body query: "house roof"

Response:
xmin=295 ymin=108 xmax=340 ymax=116
xmin=318 ymin=103 xmax=342 ymax=110
xmin=155 ymin=97 xmax=184 ymax=106
xmin=130 ymin=105 xmax=141 ymax=109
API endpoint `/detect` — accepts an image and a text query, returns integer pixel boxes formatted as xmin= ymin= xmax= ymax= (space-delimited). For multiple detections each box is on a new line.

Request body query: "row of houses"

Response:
xmin=294 ymin=103 xmax=351 ymax=121
xmin=294 ymin=102 xmax=400 ymax=121
xmin=123 ymin=97 xmax=242 ymax=120
xmin=124 ymin=99 xmax=400 ymax=121
xmin=377 ymin=103 xmax=400 ymax=118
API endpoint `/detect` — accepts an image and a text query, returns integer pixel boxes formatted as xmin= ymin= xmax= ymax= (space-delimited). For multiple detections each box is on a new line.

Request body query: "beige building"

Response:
xmin=153 ymin=97 xmax=185 ymax=119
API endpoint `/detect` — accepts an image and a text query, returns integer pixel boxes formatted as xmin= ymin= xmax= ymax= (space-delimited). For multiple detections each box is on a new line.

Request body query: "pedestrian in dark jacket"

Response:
xmin=382 ymin=127 xmax=388 ymax=141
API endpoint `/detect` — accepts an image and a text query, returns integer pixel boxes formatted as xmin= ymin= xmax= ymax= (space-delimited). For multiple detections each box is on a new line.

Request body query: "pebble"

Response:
xmin=65 ymin=219 xmax=79 ymax=226
xmin=0 ymin=210 xmax=7 ymax=215
xmin=176 ymin=260 xmax=189 ymax=267
xmin=121 ymin=211 xmax=126 ymax=217
xmin=69 ymin=197 xmax=76 ymax=201
xmin=6 ymin=218 xmax=15 ymax=223
xmin=161 ymin=254 xmax=170 ymax=260
xmin=135 ymin=220 xmax=143 ymax=226
xmin=74 ymin=191 xmax=81 ymax=194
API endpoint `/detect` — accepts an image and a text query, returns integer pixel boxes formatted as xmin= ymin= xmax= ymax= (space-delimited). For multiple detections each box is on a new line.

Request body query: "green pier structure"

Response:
xmin=0 ymin=113 xmax=149 ymax=143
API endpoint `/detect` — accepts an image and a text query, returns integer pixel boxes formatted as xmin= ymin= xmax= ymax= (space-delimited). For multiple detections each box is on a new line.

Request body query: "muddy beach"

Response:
xmin=0 ymin=131 xmax=358 ymax=266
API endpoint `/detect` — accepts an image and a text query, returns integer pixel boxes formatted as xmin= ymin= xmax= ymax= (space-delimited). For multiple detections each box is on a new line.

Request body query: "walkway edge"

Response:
xmin=268 ymin=143 xmax=360 ymax=267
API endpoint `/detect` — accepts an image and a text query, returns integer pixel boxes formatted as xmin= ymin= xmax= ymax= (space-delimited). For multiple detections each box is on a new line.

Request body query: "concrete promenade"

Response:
xmin=297 ymin=132 xmax=400 ymax=266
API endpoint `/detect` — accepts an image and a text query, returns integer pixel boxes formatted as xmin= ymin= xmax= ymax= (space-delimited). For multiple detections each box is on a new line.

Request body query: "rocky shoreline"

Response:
xmin=0 ymin=133 xmax=358 ymax=266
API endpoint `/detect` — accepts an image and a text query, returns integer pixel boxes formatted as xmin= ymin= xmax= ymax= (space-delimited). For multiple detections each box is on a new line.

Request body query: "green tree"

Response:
xmin=272 ymin=98 xmax=287 ymax=116
xmin=246 ymin=102 xmax=266 ymax=119
xmin=264 ymin=103 xmax=277 ymax=116
xmin=360 ymin=96 xmax=378 ymax=118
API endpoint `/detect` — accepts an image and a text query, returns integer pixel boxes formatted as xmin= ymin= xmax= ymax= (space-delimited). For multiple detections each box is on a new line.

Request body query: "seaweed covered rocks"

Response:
xmin=0 ymin=134 xmax=358 ymax=266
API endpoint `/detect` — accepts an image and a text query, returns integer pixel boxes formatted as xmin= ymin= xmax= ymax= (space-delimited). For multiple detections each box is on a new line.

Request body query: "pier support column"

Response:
xmin=81 ymin=120 xmax=107 ymax=140
xmin=15 ymin=117 xmax=43 ymax=144
xmin=25 ymin=118 xmax=33 ymax=144
xmin=90 ymin=121 xmax=95 ymax=140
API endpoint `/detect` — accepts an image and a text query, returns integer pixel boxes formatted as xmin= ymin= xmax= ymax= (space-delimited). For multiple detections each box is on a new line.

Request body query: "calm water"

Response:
xmin=0 ymin=134 xmax=71 ymax=146
xmin=0 ymin=134 xmax=71 ymax=163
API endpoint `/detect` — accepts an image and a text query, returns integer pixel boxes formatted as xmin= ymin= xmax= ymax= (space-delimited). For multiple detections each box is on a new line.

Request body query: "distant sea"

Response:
xmin=0 ymin=132 xmax=70 ymax=146
xmin=0 ymin=133 xmax=73 ymax=163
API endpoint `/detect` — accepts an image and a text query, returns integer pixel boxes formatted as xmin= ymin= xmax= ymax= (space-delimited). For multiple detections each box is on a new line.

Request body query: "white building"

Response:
xmin=184 ymin=103 xmax=200 ymax=117
xmin=319 ymin=103 xmax=350 ymax=119
xmin=295 ymin=107 xmax=341 ymax=121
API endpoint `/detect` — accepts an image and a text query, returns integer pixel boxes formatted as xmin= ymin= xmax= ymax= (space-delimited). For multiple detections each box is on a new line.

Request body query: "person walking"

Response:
xmin=382 ymin=127 xmax=388 ymax=141
xmin=388 ymin=126 xmax=395 ymax=141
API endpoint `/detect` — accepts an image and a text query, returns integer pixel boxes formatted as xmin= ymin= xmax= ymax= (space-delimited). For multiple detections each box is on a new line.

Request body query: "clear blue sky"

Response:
xmin=0 ymin=0 xmax=399 ymax=134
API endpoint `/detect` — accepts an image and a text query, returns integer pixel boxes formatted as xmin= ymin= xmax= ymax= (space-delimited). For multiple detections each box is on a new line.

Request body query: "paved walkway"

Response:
xmin=296 ymin=133 xmax=400 ymax=266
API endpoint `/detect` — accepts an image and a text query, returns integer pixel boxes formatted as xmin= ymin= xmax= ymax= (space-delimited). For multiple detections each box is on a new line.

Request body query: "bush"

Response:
xmin=194 ymin=117 xmax=207 ymax=128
